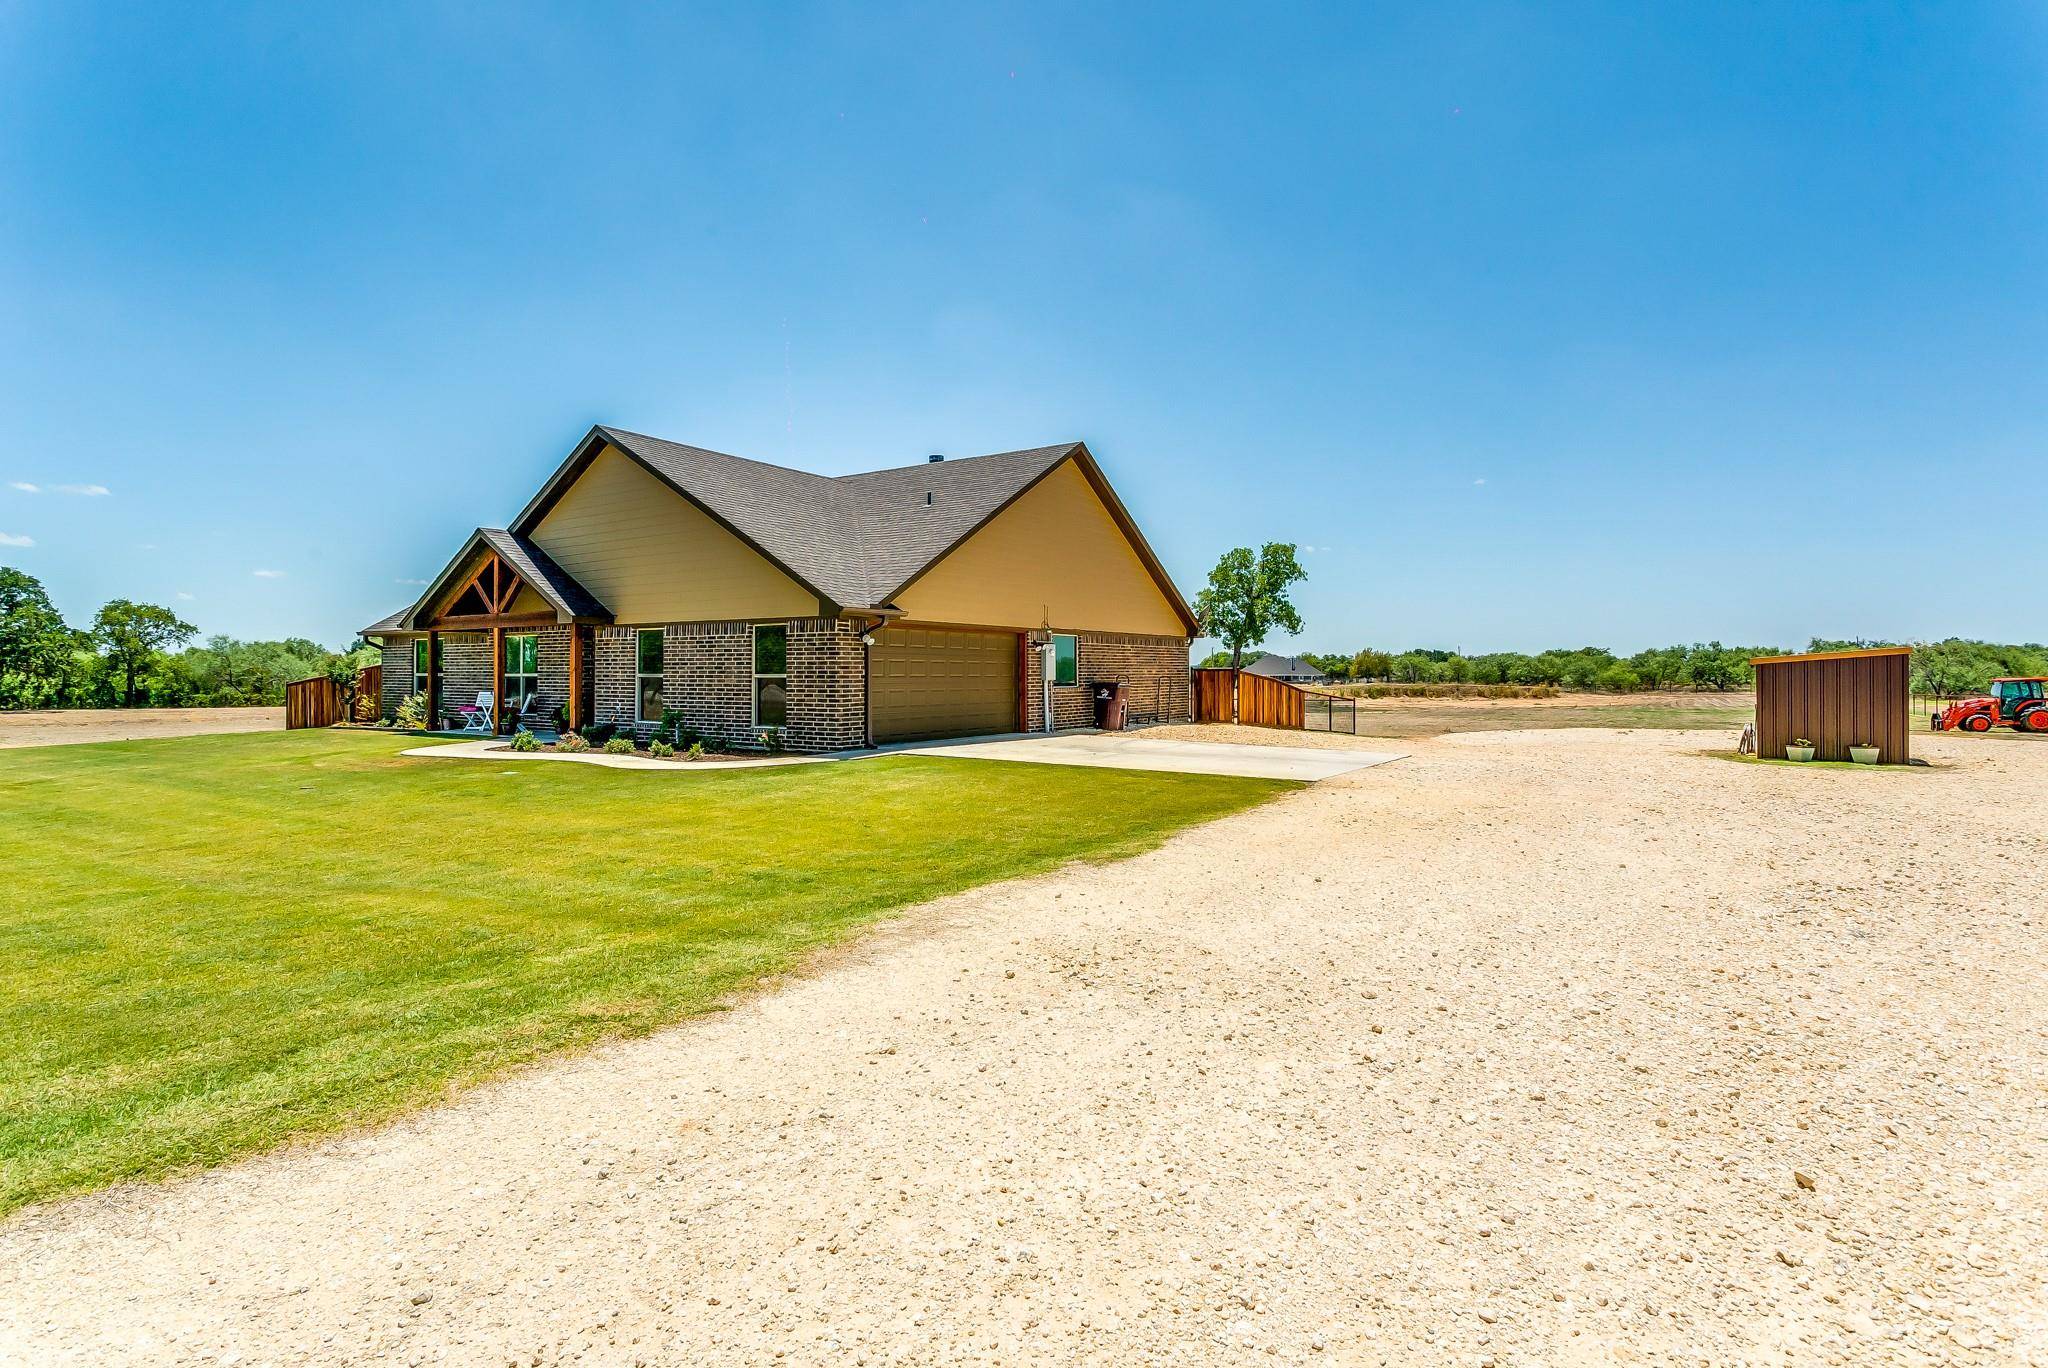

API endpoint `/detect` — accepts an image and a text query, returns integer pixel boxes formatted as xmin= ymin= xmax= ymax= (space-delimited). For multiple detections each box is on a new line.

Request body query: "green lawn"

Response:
xmin=0 ymin=731 xmax=1290 ymax=1213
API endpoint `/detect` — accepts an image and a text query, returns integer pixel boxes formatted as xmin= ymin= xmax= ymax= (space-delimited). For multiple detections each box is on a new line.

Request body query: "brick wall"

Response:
xmin=379 ymin=640 xmax=416 ymax=719
xmin=1023 ymin=630 xmax=1190 ymax=731
xmin=592 ymin=618 xmax=868 ymax=751
xmin=787 ymin=618 xmax=867 ymax=752
xmin=438 ymin=633 xmax=493 ymax=719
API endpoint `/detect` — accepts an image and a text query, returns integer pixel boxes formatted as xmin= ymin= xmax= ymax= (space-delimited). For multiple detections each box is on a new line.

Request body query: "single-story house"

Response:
xmin=1243 ymin=653 xmax=1329 ymax=684
xmin=359 ymin=426 xmax=1198 ymax=751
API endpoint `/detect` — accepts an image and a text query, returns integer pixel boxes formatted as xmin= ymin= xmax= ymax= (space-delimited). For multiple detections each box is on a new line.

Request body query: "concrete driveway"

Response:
xmin=884 ymin=730 xmax=1405 ymax=780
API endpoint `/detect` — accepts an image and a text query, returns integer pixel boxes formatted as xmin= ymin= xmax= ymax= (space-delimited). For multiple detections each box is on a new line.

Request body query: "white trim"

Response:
xmin=1050 ymin=632 xmax=1080 ymax=688
xmin=635 ymin=627 xmax=665 ymax=724
xmin=752 ymin=622 xmax=789 ymax=730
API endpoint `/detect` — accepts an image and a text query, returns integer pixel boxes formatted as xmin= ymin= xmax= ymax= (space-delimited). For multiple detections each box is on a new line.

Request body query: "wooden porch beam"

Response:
xmin=424 ymin=611 xmax=555 ymax=630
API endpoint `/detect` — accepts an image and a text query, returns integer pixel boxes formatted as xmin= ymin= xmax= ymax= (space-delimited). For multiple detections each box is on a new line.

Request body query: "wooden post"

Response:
xmin=426 ymin=631 xmax=439 ymax=729
xmin=492 ymin=626 xmax=504 ymax=734
xmin=567 ymin=624 xmax=582 ymax=733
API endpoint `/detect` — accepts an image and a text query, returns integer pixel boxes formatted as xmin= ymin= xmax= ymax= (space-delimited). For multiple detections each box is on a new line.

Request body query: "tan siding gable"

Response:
xmin=529 ymin=445 xmax=817 ymax=624
xmin=893 ymin=459 xmax=1186 ymax=636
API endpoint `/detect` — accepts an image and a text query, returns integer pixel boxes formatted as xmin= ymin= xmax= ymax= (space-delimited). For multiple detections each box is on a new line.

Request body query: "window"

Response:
xmin=1050 ymin=633 xmax=1079 ymax=687
xmin=412 ymin=638 xmax=431 ymax=697
xmin=637 ymin=628 xmax=664 ymax=723
xmin=504 ymin=633 xmax=538 ymax=713
xmin=753 ymin=623 xmax=788 ymax=728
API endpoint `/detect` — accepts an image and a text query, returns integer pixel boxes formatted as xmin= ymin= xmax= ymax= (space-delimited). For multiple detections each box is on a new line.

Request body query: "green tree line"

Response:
xmin=1 ymin=566 xmax=375 ymax=710
xmin=1204 ymin=639 xmax=2048 ymax=696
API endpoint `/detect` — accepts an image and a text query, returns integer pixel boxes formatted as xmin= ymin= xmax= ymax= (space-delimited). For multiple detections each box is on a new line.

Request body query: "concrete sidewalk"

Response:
xmin=886 ymin=730 xmax=1406 ymax=781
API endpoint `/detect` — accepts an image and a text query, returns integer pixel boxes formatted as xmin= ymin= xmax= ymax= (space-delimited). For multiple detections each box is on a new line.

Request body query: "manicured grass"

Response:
xmin=0 ymin=731 xmax=1290 ymax=1213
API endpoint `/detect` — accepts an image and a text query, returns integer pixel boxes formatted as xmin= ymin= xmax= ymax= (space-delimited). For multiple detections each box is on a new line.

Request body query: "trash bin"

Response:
xmin=1092 ymin=681 xmax=1127 ymax=731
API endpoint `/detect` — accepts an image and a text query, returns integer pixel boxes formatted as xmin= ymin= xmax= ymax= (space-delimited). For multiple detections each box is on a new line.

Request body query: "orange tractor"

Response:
xmin=1932 ymin=678 xmax=2048 ymax=734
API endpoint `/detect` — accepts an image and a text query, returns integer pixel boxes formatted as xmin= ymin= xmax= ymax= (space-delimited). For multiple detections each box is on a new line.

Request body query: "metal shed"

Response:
xmin=1751 ymin=646 xmax=1912 ymax=764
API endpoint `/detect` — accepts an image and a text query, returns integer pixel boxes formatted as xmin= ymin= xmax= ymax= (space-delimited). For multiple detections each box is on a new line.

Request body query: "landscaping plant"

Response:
xmin=509 ymin=729 xmax=539 ymax=752
xmin=557 ymin=731 xmax=590 ymax=753
xmin=602 ymin=736 xmax=636 ymax=755
xmin=394 ymin=691 xmax=430 ymax=731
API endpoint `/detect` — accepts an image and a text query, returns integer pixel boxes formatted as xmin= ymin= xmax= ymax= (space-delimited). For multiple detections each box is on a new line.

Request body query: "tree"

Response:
xmin=0 ymin=567 xmax=77 ymax=709
xmin=1350 ymin=648 xmax=1393 ymax=681
xmin=89 ymin=599 xmax=195 ymax=707
xmin=1193 ymin=544 xmax=1306 ymax=671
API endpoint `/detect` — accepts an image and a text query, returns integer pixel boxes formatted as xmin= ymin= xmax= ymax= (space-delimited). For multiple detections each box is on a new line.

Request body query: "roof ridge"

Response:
xmin=597 ymin=427 xmax=842 ymax=488
xmin=832 ymin=442 xmax=1081 ymax=482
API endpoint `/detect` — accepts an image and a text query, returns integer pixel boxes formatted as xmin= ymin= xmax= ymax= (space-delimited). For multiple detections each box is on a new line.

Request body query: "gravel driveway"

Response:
xmin=4 ymin=728 xmax=2043 ymax=1365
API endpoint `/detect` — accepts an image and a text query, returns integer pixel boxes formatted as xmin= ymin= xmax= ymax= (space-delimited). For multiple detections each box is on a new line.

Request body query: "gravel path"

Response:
xmin=4 ymin=728 xmax=2043 ymax=1365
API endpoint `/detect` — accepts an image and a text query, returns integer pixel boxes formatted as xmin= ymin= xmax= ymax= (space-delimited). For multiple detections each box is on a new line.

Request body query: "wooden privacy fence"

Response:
xmin=1190 ymin=667 xmax=1307 ymax=729
xmin=284 ymin=664 xmax=382 ymax=729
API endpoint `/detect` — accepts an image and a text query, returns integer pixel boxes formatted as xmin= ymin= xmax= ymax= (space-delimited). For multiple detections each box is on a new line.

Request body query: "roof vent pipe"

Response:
xmin=927 ymin=453 xmax=944 ymax=463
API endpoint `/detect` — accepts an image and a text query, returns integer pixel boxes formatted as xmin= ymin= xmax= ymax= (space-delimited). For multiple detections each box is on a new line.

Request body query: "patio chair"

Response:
xmin=451 ymin=691 xmax=495 ymax=734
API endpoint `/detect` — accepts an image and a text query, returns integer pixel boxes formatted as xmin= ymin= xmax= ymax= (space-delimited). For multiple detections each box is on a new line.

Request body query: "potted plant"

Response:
xmin=1848 ymin=740 xmax=1880 ymax=765
xmin=1786 ymin=737 xmax=1816 ymax=762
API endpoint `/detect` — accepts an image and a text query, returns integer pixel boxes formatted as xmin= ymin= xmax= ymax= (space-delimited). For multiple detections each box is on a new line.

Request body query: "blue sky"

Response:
xmin=3 ymin=3 xmax=2044 ymax=654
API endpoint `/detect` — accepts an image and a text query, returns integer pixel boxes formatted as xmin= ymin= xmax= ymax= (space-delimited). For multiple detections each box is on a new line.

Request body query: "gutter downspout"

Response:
xmin=1040 ymin=639 xmax=1056 ymax=734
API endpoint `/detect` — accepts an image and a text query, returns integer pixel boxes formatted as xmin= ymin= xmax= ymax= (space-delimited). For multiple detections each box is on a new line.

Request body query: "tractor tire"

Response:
xmin=1966 ymin=714 xmax=1993 ymax=732
xmin=2024 ymin=708 xmax=2048 ymax=734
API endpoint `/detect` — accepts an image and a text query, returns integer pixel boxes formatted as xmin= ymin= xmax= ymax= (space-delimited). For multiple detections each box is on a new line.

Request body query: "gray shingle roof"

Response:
xmin=1244 ymin=653 xmax=1327 ymax=679
xmin=477 ymin=529 xmax=610 ymax=621
xmin=359 ymin=528 xmax=611 ymax=636
xmin=586 ymin=428 xmax=1079 ymax=610
xmin=371 ymin=425 xmax=1197 ymax=637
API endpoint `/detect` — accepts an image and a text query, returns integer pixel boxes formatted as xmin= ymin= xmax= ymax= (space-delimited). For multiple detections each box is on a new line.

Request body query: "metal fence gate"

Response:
xmin=1304 ymin=691 xmax=1358 ymax=735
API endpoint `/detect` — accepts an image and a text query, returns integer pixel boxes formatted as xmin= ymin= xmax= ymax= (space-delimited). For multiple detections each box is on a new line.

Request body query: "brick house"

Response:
xmin=359 ymin=426 xmax=1197 ymax=751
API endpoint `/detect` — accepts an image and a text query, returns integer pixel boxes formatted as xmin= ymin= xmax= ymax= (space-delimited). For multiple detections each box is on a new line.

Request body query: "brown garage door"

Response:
xmin=871 ymin=626 xmax=1018 ymax=742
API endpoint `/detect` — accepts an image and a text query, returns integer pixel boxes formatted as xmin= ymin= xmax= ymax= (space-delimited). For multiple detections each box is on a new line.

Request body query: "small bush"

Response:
xmin=602 ymin=736 xmax=636 ymax=755
xmin=394 ymin=691 xmax=430 ymax=730
xmin=583 ymin=722 xmax=617 ymax=747
xmin=557 ymin=731 xmax=591 ymax=753
xmin=509 ymin=729 xmax=539 ymax=752
xmin=648 ymin=739 xmax=675 ymax=759
xmin=687 ymin=741 xmax=705 ymax=761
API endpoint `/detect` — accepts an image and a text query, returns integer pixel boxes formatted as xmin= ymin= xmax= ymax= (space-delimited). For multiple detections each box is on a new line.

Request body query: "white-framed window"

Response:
xmin=637 ymin=628 xmax=664 ymax=723
xmin=412 ymin=638 xmax=431 ymax=696
xmin=504 ymin=633 xmax=538 ymax=713
xmin=1050 ymin=633 xmax=1079 ymax=687
xmin=753 ymin=623 xmax=788 ymax=728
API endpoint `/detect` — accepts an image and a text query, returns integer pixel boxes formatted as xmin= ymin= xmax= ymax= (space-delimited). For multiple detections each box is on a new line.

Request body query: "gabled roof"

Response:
xmin=1244 ymin=653 xmax=1327 ymax=678
xmin=360 ymin=528 xmax=611 ymax=636
xmin=506 ymin=426 xmax=1198 ymax=632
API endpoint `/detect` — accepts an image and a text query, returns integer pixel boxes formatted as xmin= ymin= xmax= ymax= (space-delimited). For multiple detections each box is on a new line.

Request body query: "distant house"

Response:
xmin=1243 ymin=653 xmax=1329 ymax=684
xmin=360 ymin=425 xmax=1198 ymax=750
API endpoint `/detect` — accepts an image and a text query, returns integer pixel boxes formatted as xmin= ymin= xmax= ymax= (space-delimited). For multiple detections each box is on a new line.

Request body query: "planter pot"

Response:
xmin=1786 ymin=745 xmax=1815 ymax=763
xmin=1849 ymin=746 xmax=1880 ymax=765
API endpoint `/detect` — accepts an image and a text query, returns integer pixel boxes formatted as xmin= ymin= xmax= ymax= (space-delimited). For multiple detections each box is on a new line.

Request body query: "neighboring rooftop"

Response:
xmin=1243 ymin=653 xmax=1328 ymax=679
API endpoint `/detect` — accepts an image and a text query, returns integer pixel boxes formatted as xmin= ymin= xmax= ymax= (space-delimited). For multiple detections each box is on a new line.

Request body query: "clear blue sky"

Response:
xmin=4 ymin=4 xmax=2044 ymax=655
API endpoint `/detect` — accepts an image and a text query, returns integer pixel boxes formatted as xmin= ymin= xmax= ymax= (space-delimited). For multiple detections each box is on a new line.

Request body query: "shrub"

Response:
xmin=557 ymin=731 xmax=591 ymax=753
xmin=394 ymin=691 xmax=430 ymax=730
xmin=602 ymin=736 xmax=636 ymax=755
xmin=687 ymin=741 xmax=705 ymax=761
xmin=509 ymin=729 xmax=539 ymax=752
xmin=583 ymin=722 xmax=617 ymax=747
xmin=648 ymin=739 xmax=675 ymax=759
xmin=757 ymin=729 xmax=784 ymax=754
xmin=657 ymin=707 xmax=691 ymax=746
